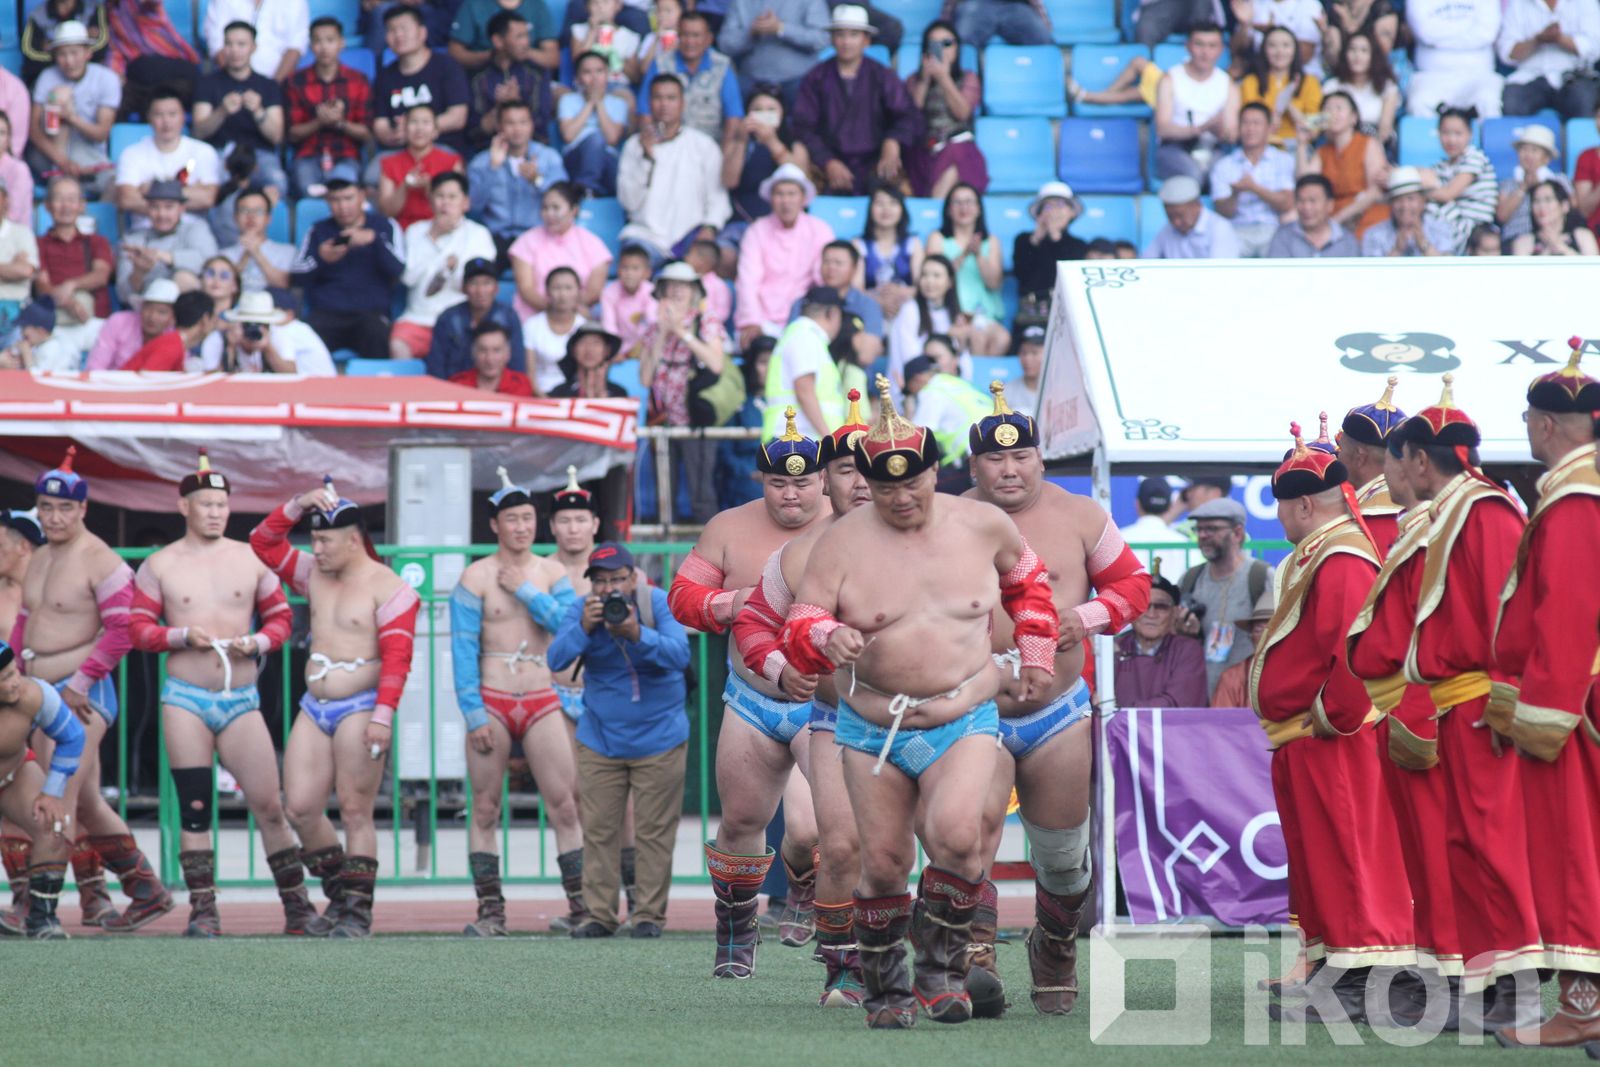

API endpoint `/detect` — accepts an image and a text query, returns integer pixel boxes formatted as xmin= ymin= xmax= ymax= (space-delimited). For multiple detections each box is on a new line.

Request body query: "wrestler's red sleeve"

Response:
xmin=1000 ymin=538 xmax=1060 ymax=673
xmin=252 ymin=571 xmax=293 ymax=655
xmin=129 ymin=562 xmax=188 ymax=652
xmin=780 ymin=604 xmax=844 ymax=676
xmin=67 ymin=564 xmax=134 ymax=695
xmin=8 ymin=610 xmax=25 ymax=666
xmin=731 ymin=551 xmax=792 ymax=685
xmin=1072 ymin=519 xmax=1151 ymax=636
xmin=668 ymin=549 xmax=736 ymax=634
xmin=249 ymin=500 xmax=315 ymax=597
xmin=373 ymin=585 xmax=420 ymax=721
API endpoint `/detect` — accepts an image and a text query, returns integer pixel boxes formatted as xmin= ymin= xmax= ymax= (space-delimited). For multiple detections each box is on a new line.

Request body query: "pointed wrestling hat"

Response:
xmin=1527 ymin=336 xmax=1600 ymax=414
xmin=757 ymin=408 xmax=823 ymax=477
xmin=1341 ymin=376 xmax=1409 ymax=448
xmin=35 ymin=445 xmax=87 ymax=502
xmin=179 ymin=448 xmax=231 ymax=497
xmin=852 ymin=375 xmax=941 ymax=482
xmin=820 ymin=388 xmax=872 ymax=466
xmin=969 ymin=380 xmax=1038 ymax=455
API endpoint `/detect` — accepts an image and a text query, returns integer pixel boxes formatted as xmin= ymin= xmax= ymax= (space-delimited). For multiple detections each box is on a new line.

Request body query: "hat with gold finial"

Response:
xmin=488 ymin=466 xmax=533 ymax=516
xmin=179 ymin=447 xmax=231 ymax=497
xmin=1341 ymin=376 xmax=1409 ymax=448
xmin=1307 ymin=411 xmax=1338 ymax=456
xmin=552 ymin=465 xmax=594 ymax=513
xmin=853 ymin=375 xmax=941 ymax=482
xmin=1400 ymin=374 xmax=1480 ymax=449
xmin=1272 ymin=421 xmax=1351 ymax=501
xmin=820 ymin=389 xmax=871 ymax=466
xmin=35 ymin=445 xmax=87 ymax=502
xmin=969 ymin=380 xmax=1039 ymax=455
xmin=1149 ymin=556 xmax=1180 ymax=603
xmin=757 ymin=407 xmax=823 ymax=477
xmin=1527 ymin=336 xmax=1600 ymax=414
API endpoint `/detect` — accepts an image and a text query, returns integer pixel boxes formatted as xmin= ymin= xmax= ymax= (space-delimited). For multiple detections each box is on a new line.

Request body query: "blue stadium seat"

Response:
xmin=578 ymin=197 xmax=626 ymax=256
xmin=1057 ymin=117 xmax=1142 ymax=194
xmin=809 ymin=196 xmax=870 ymax=237
xmin=974 ymin=116 xmax=1057 ymax=193
xmin=298 ymin=47 xmax=377 ymax=81
xmin=982 ymin=45 xmax=1066 ymax=117
xmin=1000 ymin=273 xmax=1017 ymax=324
xmin=0 ymin=47 xmax=20 ymax=74
xmin=346 ymin=358 xmax=427 ymax=377
xmin=330 ymin=348 xmax=359 ymax=364
xmin=293 ymin=197 xmax=331 ymax=244
xmin=609 ymin=358 xmax=647 ymax=398
xmin=1044 ymin=0 xmax=1119 ymax=44
xmin=306 ymin=0 xmax=362 ymax=28
xmin=110 ymin=122 xmax=147 ymax=160
xmin=1398 ymin=113 xmax=1480 ymax=168
xmin=905 ymin=196 xmax=944 ymax=237
xmin=1568 ymin=117 xmax=1600 ymax=175
xmin=267 ymin=199 xmax=290 ymax=244
xmin=1069 ymin=44 xmax=1151 ymax=118
xmin=984 ymin=195 xmax=1034 ymax=270
xmin=969 ymin=355 xmax=1020 ymax=385
xmin=1074 ymin=194 xmax=1137 ymax=242
xmin=34 ymin=200 xmax=119 ymax=239
xmin=872 ymin=0 xmax=945 ymax=39
xmin=1389 ymin=50 xmax=1413 ymax=93
xmin=1137 ymin=192 xmax=1168 ymax=252
xmin=896 ymin=38 xmax=981 ymax=79
xmin=498 ymin=279 xmax=517 ymax=306
xmin=1482 ymin=112 xmax=1563 ymax=178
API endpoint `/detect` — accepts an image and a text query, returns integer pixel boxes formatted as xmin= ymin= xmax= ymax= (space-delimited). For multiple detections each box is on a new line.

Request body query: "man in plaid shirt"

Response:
xmin=285 ymin=17 xmax=374 ymax=197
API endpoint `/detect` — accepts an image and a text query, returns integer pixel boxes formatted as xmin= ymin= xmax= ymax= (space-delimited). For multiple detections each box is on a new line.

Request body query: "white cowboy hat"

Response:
xmin=1029 ymin=180 xmax=1080 ymax=218
xmin=139 ymin=279 xmax=180 ymax=305
xmin=1512 ymin=125 xmax=1558 ymax=157
xmin=828 ymin=5 xmax=877 ymax=34
xmin=1385 ymin=165 xmax=1424 ymax=198
xmin=221 ymin=290 xmax=289 ymax=325
xmin=758 ymin=162 xmax=817 ymax=206
xmin=49 ymin=20 xmax=92 ymax=48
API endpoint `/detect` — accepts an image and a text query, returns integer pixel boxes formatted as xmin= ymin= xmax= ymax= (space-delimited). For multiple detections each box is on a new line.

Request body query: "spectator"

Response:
xmin=1267 ymin=174 xmax=1360 ymax=256
xmin=1014 ymin=181 xmax=1087 ymax=311
xmin=1154 ymin=22 xmax=1240 ymax=185
xmin=1084 ymin=237 xmax=1117 ymax=258
xmin=379 ymin=106 xmax=466 ymax=230
xmin=1322 ymin=31 xmax=1400 ymax=150
xmin=106 ymin=0 xmax=200 ymax=118
xmin=716 ymin=338 xmax=773 ymax=509
xmin=393 ymin=172 xmax=498 ymax=360
xmin=220 ymin=186 xmax=296 ymax=292
xmin=450 ymin=0 xmax=561 ymax=72
xmin=1326 ymin=0 xmax=1399 ymax=55
xmin=1114 ymin=565 xmax=1210 ymax=709
xmin=195 ymin=253 xmax=240 ymax=369
xmin=1144 ymin=175 xmax=1242 ymax=258
xmin=1211 ymin=104 xmax=1296 ymax=257
xmin=548 ymin=542 xmax=690 ymax=940
xmin=114 ymin=90 xmax=223 ymax=219
xmin=1465 ymin=221 xmax=1503 ymax=255
xmin=1406 ymin=0 xmax=1502 ymax=117
xmin=115 ymin=180 xmax=219 ymax=306
xmin=123 ymin=289 xmax=215 ymax=371
xmin=1118 ymin=476 xmax=1191 ymax=578
xmin=452 ymin=320 xmax=537 ymax=393
xmin=1133 ymin=0 xmax=1218 ymax=47
xmin=86 ymin=277 xmax=177 ymax=369
xmin=28 ymin=21 xmax=120 ymax=201
xmin=1173 ymin=496 xmax=1273 ymax=698
xmin=285 ymin=17 xmax=374 ymax=198
xmin=601 ymin=243 xmax=657 ymax=359
xmin=1419 ymin=106 xmax=1498 ymax=252
xmin=572 ymin=0 xmax=644 ymax=95
xmin=618 ymin=74 xmax=731 ymax=260
xmin=684 ymin=237 xmax=732 ymax=325
xmin=193 ymin=22 xmax=290 ymax=199
xmin=718 ymin=0 xmax=831 ymax=101
xmin=900 ymin=350 xmax=990 ymax=474
xmin=0 ymin=117 xmax=33 ymax=229
xmin=373 ymin=6 xmax=473 ymax=162
xmin=469 ymin=100 xmax=567 ymax=260
xmin=924 ymin=183 xmax=1008 ymax=355
xmin=427 ymin=256 xmax=525 ymax=378
xmin=1210 ymin=590 xmax=1274 ymax=708
xmin=638 ymin=259 xmax=730 ymax=523
xmin=0 ymin=183 xmax=38 ymax=331
xmin=468 ymin=11 xmax=553 ymax=152
xmin=1114 ymin=240 xmax=1137 ymax=257
xmin=765 ymin=284 xmax=842 ymax=438
xmin=524 ymin=266 xmax=590 ymax=392
xmin=0 ymin=69 xmax=25 ymax=163
xmin=20 ymin=0 xmax=110 ymax=87
xmin=1008 ymin=323 xmax=1045 ymax=415
xmin=792 ymin=7 xmax=922 ymax=195
xmin=203 ymin=0 xmax=309 ymax=81
xmin=1362 ymin=166 xmax=1456 ymax=255
xmin=0 ymin=297 xmax=80 ymax=371
xmin=291 ymin=178 xmax=406 ymax=361
xmin=1297 ymin=91 xmax=1388 ymax=237
xmin=550 ymin=321 xmax=628 ymax=397
xmin=1510 ymin=179 xmax=1600 ymax=255
xmin=35 ymin=176 xmax=113 ymax=325
xmin=854 ymin=182 xmax=921 ymax=321
xmin=904 ymin=19 xmax=986 ymax=198
xmin=510 ymin=181 xmax=612 ymax=317
xmin=941 ymin=0 xmax=1050 ymax=47
xmin=635 ymin=0 xmax=683 ymax=81
xmin=887 ymin=253 xmax=962 ymax=386
xmin=733 ymin=162 xmax=832 ymax=346
xmin=1498 ymin=0 xmax=1599 ymax=119
xmin=1494 ymin=124 xmax=1570 ymax=244
xmin=1242 ymin=27 xmax=1323 ymax=150
xmin=1181 ymin=475 xmax=1231 ymax=514
xmin=559 ymin=50 xmax=633 ymax=196
xmin=640 ymin=12 xmax=742 ymax=142
xmin=788 ymin=239 xmax=883 ymax=389
xmin=216 ymin=288 xmax=336 ymax=375
xmin=1230 ymin=0 xmax=1323 ymax=62
xmin=720 ymin=85 xmax=808 ymax=251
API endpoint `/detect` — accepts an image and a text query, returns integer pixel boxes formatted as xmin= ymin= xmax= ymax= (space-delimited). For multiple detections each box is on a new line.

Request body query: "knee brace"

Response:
xmin=171 ymin=766 xmax=214 ymax=833
xmin=1021 ymin=813 xmax=1092 ymax=898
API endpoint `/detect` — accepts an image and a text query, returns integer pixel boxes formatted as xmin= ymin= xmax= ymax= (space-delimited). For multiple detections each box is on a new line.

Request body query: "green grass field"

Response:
xmin=5 ymin=934 xmax=1527 ymax=1065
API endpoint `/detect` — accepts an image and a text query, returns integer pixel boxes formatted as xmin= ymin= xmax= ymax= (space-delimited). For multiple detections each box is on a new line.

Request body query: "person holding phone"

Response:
xmin=290 ymin=178 xmax=406 ymax=361
xmin=904 ymin=19 xmax=986 ymax=198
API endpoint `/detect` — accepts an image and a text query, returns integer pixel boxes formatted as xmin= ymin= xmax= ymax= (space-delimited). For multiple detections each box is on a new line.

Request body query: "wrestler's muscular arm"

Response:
xmin=781 ymin=524 xmax=865 ymax=673
xmin=668 ymin=511 xmax=744 ymax=634
xmin=1060 ymin=506 xmax=1151 ymax=646
xmin=986 ymin=507 xmax=1059 ymax=704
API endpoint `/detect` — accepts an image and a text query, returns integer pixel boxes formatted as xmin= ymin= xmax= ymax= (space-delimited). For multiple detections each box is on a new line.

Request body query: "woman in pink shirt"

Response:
xmin=0 ymin=113 xmax=34 ymax=226
xmin=509 ymin=181 xmax=613 ymax=320
xmin=600 ymin=243 xmax=656 ymax=359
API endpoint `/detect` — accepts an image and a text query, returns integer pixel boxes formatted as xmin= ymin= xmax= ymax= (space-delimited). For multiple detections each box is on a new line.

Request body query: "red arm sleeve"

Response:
xmin=249 ymin=500 xmax=314 ymax=597
xmin=9 ymin=609 xmax=25 ymax=664
xmin=1072 ymin=519 xmax=1151 ymax=636
xmin=1000 ymin=538 xmax=1060 ymax=673
xmin=67 ymin=564 xmax=135 ymax=695
xmin=252 ymin=571 xmax=293 ymax=656
xmin=731 ymin=551 xmax=793 ymax=685
xmin=1312 ymin=554 xmax=1380 ymax=735
xmin=128 ymin=562 xmax=188 ymax=652
xmin=667 ymin=549 xmax=736 ymax=634
xmin=372 ymin=585 xmax=420 ymax=721
xmin=780 ymin=603 xmax=845 ymax=676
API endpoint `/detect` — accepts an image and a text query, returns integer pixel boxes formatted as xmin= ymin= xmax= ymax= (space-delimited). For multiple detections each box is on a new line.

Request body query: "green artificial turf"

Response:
xmin=3 ymin=934 xmax=1524 ymax=1065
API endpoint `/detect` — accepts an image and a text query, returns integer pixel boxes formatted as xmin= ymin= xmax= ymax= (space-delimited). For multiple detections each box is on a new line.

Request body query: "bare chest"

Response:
xmin=160 ymin=557 xmax=257 ymax=621
xmin=24 ymin=549 xmax=92 ymax=615
xmin=307 ymin=576 xmax=377 ymax=634
xmin=839 ymin=526 xmax=998 ymax=631
xmin=1011 ymin=511 xmax=1091 ymax=610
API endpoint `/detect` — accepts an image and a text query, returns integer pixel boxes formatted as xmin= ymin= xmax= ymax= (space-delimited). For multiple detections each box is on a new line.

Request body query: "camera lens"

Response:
xmin=602 ymin=593 xmax=631 ymax=626
xmin=242 ymin=324 xmax=264 ymax=341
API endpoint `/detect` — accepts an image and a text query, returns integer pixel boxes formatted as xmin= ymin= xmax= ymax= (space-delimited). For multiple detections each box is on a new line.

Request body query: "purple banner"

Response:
xmin=1105 ymin=707 xmax=1289 ymax=927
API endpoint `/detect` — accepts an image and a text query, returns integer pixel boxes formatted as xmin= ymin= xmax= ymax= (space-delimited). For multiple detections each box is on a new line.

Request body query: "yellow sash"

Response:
xmin=1427 ymin=671 xmax=1491 ymax=713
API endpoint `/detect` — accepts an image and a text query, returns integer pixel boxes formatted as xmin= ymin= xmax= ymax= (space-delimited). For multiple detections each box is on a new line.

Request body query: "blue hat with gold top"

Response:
xmin=1527 ymin=336 xmax=1600 ymax=414
xmin=1341 ymin=376 xmax=1408 ymax=448
xmin=853 ymin=375 xmax=941 ymax=482
xmin=1307 ymin=411 xmax=1337 ymax=456
xmin=488 ymin=465 xmax=533 ymax=515
xmin=969 ymin=380 xmax=1038 ymax=456
xmin=757 ymin=407 xmax=823 ymax=476
xmin=308 ymin=476 xmax=365 ymax=530
xmin=35 ymin=445 xmax=88 ymax=502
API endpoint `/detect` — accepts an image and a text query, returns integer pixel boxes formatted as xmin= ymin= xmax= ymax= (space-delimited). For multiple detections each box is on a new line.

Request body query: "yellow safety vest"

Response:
xmin=921 ymin=373 xmax=994 ymax=464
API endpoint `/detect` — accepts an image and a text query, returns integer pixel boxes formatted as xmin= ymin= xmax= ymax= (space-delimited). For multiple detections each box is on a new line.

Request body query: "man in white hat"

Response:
xmin=734 ymin=162 xmax=834 ymax=349
xmin=1362 ymin=166 xmax=1457 ymax=256
xmin=1493 ymin=124 xmax=1570 ymax=243
xmin=1497 ymin=0 xmax=1600 ymax=119
xmin=27 ymin=20 xmax=121 ymax=198
xmin=1015 ymin=181 xmax=1087 ymax=306
xmin=220 ymin=289 xmax=336 ymax=375
xmin=1144 ymin=174 xmax=1241 ymax=259
xmin=1210 ymin=102 xmax=1296 ymax=258
xmin=85 ymin=278 xmax=179 ymax=371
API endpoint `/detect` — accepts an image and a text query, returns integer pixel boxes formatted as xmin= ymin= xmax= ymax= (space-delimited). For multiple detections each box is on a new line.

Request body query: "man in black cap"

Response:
xmin=765 ymin=285 xmax=844 ymax=441
xmin=114 ymin=178 xmax=219 ymax=306
xmin=425 ymin=256 xmax=525 ymax=380
xmin=1118 ymin=476 xmax=1188 ymax=578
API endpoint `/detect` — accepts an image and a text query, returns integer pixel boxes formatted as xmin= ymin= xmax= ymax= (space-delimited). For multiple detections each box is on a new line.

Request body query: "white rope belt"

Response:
xmin=211 ymin=640 xmax=235 ymax=694
xmin=482 ymin=641 xmax=547 ymax=674
xmin=308 ymin=653 xmax=371 ymax=682
xmin=851 ymin=656 xmax=1004 ymax=777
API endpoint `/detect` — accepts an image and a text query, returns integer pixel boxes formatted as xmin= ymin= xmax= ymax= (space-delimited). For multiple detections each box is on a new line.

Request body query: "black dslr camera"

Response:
xmin=601 ymin=592 xmax=632 ymax=626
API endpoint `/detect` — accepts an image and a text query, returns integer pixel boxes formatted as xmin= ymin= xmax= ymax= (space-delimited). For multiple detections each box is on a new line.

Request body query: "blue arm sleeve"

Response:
xmin=515 ymin=575 xmax=577 ymax=633
xmin=548 ymin=609 xmax=592 ymax=672
xmin=31 ymin=681 xmax=83 ymax=798
xmin=628 ymin=589 xmax=692 ymax=671
xmin=449 ymin=585 xmax=489 ymax=731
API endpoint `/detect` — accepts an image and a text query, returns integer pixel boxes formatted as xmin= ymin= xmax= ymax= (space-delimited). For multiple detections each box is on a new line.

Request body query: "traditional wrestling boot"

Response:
xmin=1496 ymin=972 xmax=1600 ymax=1047
xmin=963 ymin=878 xmax=1007 ymax=1018
xmin=24 ymin=860 xmax=68 ymax=940
xmin=705 ymin=841 xmax=773 ymax=979
xmin=301 ymin=845 xmax=347 ymax=935
xmin=856 ymin=892 xmax=917 ymax=1029
xmin=0 ymin=834 xmax=30 ymax=936
xmin=267 ymin=848 xmax=332 ymax=936
xmin=1370 ymin=967 xmax=1450 ymax=1030
xmin=777 ymin=849 xmax=818 ymax=948
xmin=179 ymin=849 xmax=221 ymax=938
xmin=1477 ymin=972 xmax=1545 ymax=1034
xmin=1258 ymin=940 xmax=1312 ymax=996
xmin=1269 ymin=966 xmax=1372 ymax=1024
xmin=549 ymin=849 xmax=591 ymax=933
xmin=330 ymin=855 xmax=377 ymax=938
xmin=1026 ymin=885 xmax=1085 ymax=1016
xmin=464 ymin=851 xmax=509 ymax=937
xmin=71 ymin=834 xmax=120 ymax=927
xmin=620 ymin=846 xmax=639 ymax=922
xmin=909 ymin=867 xmax=981 ymax=1023
xmin=815 ymin=900 xmax=865 ymax=1008
xmin=94 ymin=834 xmax=174 ymax=932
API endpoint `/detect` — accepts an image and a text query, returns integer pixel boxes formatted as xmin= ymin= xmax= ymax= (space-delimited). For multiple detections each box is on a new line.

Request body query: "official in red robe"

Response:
xmin=1337 ymin=376 xmax=1408 ymax=559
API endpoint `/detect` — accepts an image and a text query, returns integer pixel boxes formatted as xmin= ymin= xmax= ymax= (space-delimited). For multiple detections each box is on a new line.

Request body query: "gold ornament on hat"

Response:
xmin=1374 ymin=375 xmax=1399 ymax=412
xmin=1437 ymin=372 xmax=1457 ymax=409
xmin=887 ymin=455 xmax=908 ymax=476
xmin=785 ymin=454 xmax=806 ymax=475
xmin=1316 ymin=411 xmax=1332 ymax=449
xmin=841 ymin=388 xmax=866 ymax=427
xmin=495 ymin=465 xmax=518 ymax=493
xmin=778 ymin=406 xmax=804 ymax=442
xmin=989 ymin=380 xmax=1021 ymax=447
xmin=866 ymin=374 xmax=917 ymax=443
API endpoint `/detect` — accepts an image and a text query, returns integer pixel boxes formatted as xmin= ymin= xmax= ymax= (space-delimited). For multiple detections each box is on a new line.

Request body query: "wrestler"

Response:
xmin=0 ymin=508 xmax=43 ymax=934
xmin=1395 ymin=376 xmax=1542 ymax=1031
xmin=450 ymin=468 xmax=579 ymax=937
xmin=13 ymin=448 xmax=173 ymax=931
xmin=963 ymin=382 xmax=1150 ymax=1017
xmin=780 ymin=379 xmax=1058 ymax=1029
xmin=127 ymin=452 xmax=321 ymax=937
xmin=669 ymin=408 xmax=831 ymax=978
xmin=1491 ymin=344 xmax=1600 ymax=1049
xmin=732 ymin=389 xmax=874 ymax=1006
xmin=1251 ymin=425 xmax=1414 ymax=1026
xmin=250 ymin=480 xmax=419 ymax=938
xmin=1337 ymin=377 xmax=1407 ymax=557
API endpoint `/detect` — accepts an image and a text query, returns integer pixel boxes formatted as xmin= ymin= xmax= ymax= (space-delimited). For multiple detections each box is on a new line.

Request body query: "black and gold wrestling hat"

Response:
xmin=1527 ymin=336 xmax=1600 ymax=414
xmin=179 ymin=448 xmax=231 ymax=496
xmin=969 ymin=380 xmax=1038 ymax=455
xmin=488 ymin=466 xmax=533 ymax=515
xmin=309 ymin=476 xmax=366 ymax=529
xmin=757 ymin=408 xmax=823 ymax=477
xmin=852 ymin=375 xmax=941 ymax=482
xmin=1272 ymin=421 xmax=1350 ymax=501
xmin=552 ymin=465 xmax=594 ymax=513
xmin=1341 ymin=376 xmax=1408 ymax=448
xmin=820 ymin=389 xmax=871 ymax=466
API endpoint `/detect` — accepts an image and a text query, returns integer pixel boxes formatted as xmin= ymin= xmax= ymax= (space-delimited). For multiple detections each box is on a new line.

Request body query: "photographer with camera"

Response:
xmin=218 ymin=289 xmax=335 ymax=375
xmin=1173 ymin=496 xmax=1273 ymax=700
xmin=548 ymin=543 xmax=690 ymax=939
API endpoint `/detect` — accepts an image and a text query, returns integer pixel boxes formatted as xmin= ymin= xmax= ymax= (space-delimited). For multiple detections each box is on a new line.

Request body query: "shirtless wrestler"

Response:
xmin=669 ymin=408 xmax=832 ymax=978
xmin=780 ymin=379 xmax=1059 ymax=1029
xmin=0 ymin=508 xmax=44 ymax=933
xmin=13 ymin=448 xmax=174 ymax=931
xmin=128 ymin=452 xmax=324 ymax=937
xmin=963 ymin=383 xmax=1150 ymax=1017
xmin=450 ymin=469 xmax=580 ymax=936
xmin=250 ymin=480 xmax=419 ymax=938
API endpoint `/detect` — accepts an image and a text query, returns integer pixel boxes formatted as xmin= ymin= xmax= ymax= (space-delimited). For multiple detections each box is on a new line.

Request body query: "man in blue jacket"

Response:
xmin=289 ymin=178 xmax=406 ymax=361
xmin=548 ymin=542 xmax=690 ymax=939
